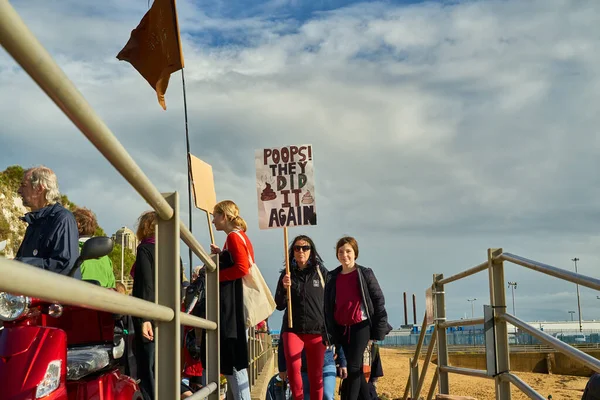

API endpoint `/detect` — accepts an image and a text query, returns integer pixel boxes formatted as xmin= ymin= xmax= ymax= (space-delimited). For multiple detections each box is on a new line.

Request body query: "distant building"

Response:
xmin=519 ymin=320 xmax=600 ymax=332
xmin=112 ymin=227 xmax=138 ymax=254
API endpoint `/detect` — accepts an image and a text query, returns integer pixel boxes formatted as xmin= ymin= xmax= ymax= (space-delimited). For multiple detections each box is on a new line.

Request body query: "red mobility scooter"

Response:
xmin=0 ymin=237 xmax=141 ymax=399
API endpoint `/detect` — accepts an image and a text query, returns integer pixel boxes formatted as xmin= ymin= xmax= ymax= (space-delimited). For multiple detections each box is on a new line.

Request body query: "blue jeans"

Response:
xmin=226 ymin=368 xmax=251 ymax=400
xmin=301 ymin=349 xmax=336 ymax=400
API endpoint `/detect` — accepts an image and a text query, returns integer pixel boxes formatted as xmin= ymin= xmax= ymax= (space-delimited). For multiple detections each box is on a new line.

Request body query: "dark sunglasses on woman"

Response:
xmin=293 ymin=245 xmax=311 ymax=252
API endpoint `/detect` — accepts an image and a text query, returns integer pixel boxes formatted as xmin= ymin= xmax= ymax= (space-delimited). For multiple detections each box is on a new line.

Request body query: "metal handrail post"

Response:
xmin=255 ymin=329 xmax=259 ymax=379
xmin=249 ymin=327 xmax=255 ymax=389
xmin=402 ymin=313 xmax=428 ymax=400
xmin=155 ymin=192 xmax=181 ymax=399
xmin=426 ymin=371 xmax=439 ymax=400
xmin=410 ymin=358 xmax=419 ymax=399
xmin=206 ymin=255 xmax=220 ymax=400
xmin=488 ymin=248 xmax=511 ymax=400
xmin=255 ymin=328 xmax=259 ymax=381
xmin=434 ymin=273 xmax=449 ymax=393
xmin=414 ymin=328 xmax=438 ymax=399
xmin=256 ymin=330 xmax=261 ymax=372
xmin=247 ymin=332 xmax=251 ymax=390
xmin=253 ymin=328 xmax=258 ymax=384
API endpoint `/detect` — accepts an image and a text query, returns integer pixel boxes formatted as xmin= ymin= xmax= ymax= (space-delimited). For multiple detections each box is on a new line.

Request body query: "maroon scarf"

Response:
xmin=130 ymin=237 xmax=156 ymax=279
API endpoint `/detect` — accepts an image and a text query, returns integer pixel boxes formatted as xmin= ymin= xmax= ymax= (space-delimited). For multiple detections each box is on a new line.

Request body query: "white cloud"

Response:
xmin=2 ymin=0 xmax=600 ymax=327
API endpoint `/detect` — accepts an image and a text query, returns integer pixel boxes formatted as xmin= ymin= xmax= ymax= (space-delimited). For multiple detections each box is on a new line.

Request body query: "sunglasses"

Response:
xmin=293 ymin=245 xmax=311 ymax=252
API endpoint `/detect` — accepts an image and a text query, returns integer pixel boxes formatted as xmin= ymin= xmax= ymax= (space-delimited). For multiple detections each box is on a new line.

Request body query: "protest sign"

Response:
xmin=255 ymin=144 xmax=317 ymax=327
xmin=190 ymin=154 xmax=217 ymax=213
xmin=189 ymin=153 xmax=217 ymax=243
xmin=255 ymin=144 xmax=317 ymax=230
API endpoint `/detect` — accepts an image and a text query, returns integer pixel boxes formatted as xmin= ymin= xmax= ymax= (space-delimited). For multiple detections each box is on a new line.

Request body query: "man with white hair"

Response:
xmin=15 ymin=166 xmax=80 ymax=278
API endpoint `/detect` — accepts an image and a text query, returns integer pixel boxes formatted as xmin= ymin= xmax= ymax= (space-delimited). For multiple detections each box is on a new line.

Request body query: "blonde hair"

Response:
xmin=136 ymin=210 xmax=158 ymax=241
xmin=26 ymin=166 xmax=61 ymax=204
xmin=213 ymin=200 xmax=247 ymax=232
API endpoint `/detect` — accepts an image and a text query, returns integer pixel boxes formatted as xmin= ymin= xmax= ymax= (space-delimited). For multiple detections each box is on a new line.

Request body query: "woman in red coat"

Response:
xmin=210 ymin=200 xmax=253 ymax=400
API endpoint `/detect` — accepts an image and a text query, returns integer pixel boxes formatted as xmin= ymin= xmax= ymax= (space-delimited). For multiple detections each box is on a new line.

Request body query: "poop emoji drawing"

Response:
xmin=261 ymin=183 xmax=277 ymax=201
xmin=301 ymin=190 xmax=314 ymax=204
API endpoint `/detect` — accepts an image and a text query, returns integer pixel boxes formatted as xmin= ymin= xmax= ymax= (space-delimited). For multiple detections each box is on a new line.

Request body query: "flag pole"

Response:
xmin=168 ymin=0 xmax=193 ymax=279
xmin=182 ymin=69 xmax=193 ymax=279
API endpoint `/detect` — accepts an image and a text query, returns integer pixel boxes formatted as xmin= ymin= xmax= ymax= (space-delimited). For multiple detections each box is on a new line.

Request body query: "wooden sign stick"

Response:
xmin=284 ymin=226 xmax=293 ymax=328
xmin=206 ymin=210 xmax=215 ymax=245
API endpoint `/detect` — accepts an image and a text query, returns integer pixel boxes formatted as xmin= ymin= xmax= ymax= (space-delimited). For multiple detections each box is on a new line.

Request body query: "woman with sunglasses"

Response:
xmin=275 ymin=235 xmax=328 ymax=400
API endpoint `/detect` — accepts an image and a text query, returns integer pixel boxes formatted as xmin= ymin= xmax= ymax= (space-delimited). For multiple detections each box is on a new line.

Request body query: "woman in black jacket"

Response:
xmin=323 ymin=236 xmax=392 ymax=400
xmin=131 ymin=211 xmax=158 ymax=400
xmin=275 ymin=235 xmax=328 ymax=400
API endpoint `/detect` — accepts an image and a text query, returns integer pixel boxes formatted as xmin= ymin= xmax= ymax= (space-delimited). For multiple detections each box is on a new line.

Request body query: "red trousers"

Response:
xmin=282 ymin=332 xmax=325 ymax=400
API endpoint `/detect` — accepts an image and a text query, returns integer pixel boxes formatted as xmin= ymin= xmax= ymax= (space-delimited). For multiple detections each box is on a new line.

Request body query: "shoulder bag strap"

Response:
xmin=316 ymin=266 xmax=325 ymax=288
xmin=232 ymin=230 xmax=254 ymax=265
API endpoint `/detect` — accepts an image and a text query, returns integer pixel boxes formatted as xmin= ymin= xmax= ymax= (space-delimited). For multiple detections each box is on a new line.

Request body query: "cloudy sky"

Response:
xmin=2 ymin=0 xmax=600 ymax=330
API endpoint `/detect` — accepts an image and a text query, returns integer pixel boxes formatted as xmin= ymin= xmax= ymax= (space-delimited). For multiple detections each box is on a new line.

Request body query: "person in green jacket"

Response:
xmin=73 ymin=207 xmax=116 ymax=288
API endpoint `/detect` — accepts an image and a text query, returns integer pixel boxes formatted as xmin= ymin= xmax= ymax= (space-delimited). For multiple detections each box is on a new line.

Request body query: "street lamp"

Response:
xmin=508 ymin=282 xmax=517 ymax=334
xmin=120 ymin=227 xmax=125 ymax=283
xmin=508 ymin=282 xmax=517 ymax=316
xmin=568 ymin=311 xmax=576 ymax=321
xmin=467 ymin=298 xmax=477 ymax=319
xmin=572 ymin=257 xmax=583 ymax=332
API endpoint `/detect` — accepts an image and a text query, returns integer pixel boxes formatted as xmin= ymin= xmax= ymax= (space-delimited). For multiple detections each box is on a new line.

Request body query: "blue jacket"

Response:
xmin=16 ymin=203 xmax=80 ymax=279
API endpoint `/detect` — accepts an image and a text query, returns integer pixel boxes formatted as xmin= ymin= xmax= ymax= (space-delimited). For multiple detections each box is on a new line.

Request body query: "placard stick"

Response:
xmin=284 ymin=226 xmax=293 ymax=328
xmin=206 ymin=211 xmax=215 ymax=245
xmin=195 ymin=210 xmax=214 ymax=361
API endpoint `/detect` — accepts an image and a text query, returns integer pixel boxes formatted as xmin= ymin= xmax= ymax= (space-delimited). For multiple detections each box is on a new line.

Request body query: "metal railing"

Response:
xmin=404 ymin=248 xmax=600 ymax=400
xmin=393 ymin=342 xmax=600 ymax=356
xmin=0 ymin=1 xmax=256 ymax=398
xmin=248 ymin=327 xmax=275 ymax=391
xmin=385 ymin=331 xmax=600 ymax=349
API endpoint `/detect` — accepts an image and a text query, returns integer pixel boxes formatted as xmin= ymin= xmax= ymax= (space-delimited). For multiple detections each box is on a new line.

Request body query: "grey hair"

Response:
xmin=26 ymin=166 xmax=61 ymax=204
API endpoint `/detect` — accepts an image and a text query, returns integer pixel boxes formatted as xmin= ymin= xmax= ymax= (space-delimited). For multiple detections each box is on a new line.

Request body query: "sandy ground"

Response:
xmin=375 ymin=348 xmax=590 ymax=399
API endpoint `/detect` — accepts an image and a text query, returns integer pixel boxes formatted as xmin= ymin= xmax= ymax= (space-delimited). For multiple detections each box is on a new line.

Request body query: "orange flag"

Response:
xmin=117 ymin=0 xmax=184 ymax=110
